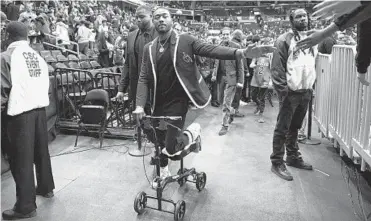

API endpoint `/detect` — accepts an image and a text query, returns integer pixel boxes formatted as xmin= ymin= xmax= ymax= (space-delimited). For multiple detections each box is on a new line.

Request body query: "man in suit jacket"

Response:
xmin=211 ymin=27 xmax=244 ymax=136
xmin=133 ymin=7 xmax=274 ymax=179
xmin=116 ymin=5 xmax=157 ymax=112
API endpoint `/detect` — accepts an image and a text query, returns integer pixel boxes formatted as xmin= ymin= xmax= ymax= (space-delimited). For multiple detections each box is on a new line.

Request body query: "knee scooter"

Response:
xmin=134 ymin=115 xmax=206 ymax=221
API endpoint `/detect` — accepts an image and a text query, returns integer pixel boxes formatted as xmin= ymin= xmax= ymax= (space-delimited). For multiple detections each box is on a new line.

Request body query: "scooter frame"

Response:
xmin=133 ymin=116 xmax=206 ymax=221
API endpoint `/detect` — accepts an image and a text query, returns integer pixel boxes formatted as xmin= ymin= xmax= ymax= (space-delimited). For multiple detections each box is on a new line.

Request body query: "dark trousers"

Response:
xmin=270 ymin=90 xmax=312 ymax=164
xmin=242 ymin=76 xmax=253 ymax=101
xmin=145 ymin=99 xmax=189 ymax=167
xmin=4 ymin=108 xmax=55 ymax=214
xmin=232 ymin=86 xmax=242 ymax=111
xmin=211 ymin=81 xmax=219 ymax=103
xmin=251 ymin=86 xmax=268 ymax=113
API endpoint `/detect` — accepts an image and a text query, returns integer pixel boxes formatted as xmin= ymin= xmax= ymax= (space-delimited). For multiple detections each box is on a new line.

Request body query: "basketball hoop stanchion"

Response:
xmin=299 ymin=92 xmax=321 ymax=145
xmin=129 ymin=120 xmax=152 ymax=157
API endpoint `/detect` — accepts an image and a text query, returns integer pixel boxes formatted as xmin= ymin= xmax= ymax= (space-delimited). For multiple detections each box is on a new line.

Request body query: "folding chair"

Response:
xmin=67 ymin=54 xmax=79 ymax=62
xmin=75 ymin=89 xmax=109 ymax=149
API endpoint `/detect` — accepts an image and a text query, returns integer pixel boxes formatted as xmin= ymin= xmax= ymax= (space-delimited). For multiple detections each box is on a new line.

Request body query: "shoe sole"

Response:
xmin=2 ymin=211 xmax=37 ymax=220
xmin=286 ymin=164 xmax=313 ymax=170
xmin=271 ymin=167 xmax=293 ymax=181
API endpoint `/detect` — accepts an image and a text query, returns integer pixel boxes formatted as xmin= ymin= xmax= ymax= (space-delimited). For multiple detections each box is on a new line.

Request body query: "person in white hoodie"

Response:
xmin=1 ymin=21 xmax=55 ymax=220
xmin=53 ymin=17 xmax=70 ymax=48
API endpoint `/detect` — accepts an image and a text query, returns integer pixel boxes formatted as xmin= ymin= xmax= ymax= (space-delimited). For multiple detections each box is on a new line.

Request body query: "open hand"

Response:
xmin=133 ymin=107 xmax=145 ymax=124
xmin=243 ymin=44 xmax=276 ymax=58
xmin=296 ymin=29 xmax=324 ymax=51
xmin=358 ymin=73 xmax=370 ymax=86
xmin=312 ymin=0 xmax=362 ymax=20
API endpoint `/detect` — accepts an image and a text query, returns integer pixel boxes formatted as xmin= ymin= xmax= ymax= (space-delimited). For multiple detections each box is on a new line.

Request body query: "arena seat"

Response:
xmin=54 ymin=63 xmax=69 ymax=69
xmin=56 ymin=54 xmax=68 ymax=63
xmin=78 ymin=54 xmax=89 ymax=61
xmin=47 ymin=64 xmax=55 ymax=74
xmin=80 ymin=61 xmax=92 ymax=69
xmin=44 ymin=54 xmax=57 ymax=63
xmin=68 ymin=62 xmax=80 ymax=69
xmin=40 ymin=50 xmax=52 ymax=58
xmin=75 ymin=89 xmax=110 ymax=149
xmin=90 ymin=60 xmax=101 ymax=69
xmin=67 ymin=54 xmax=79 ymax=62
xmin=51 ymin=50 xmax=63 ymax=58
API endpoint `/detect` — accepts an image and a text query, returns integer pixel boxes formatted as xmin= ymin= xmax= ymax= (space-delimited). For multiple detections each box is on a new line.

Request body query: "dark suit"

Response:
xmin=118 ymin=26 xmax=157 ymax=110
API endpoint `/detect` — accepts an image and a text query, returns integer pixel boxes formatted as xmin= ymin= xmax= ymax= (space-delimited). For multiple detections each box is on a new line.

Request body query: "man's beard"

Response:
xmin=294 ymin=23 xmax=307 ymax=31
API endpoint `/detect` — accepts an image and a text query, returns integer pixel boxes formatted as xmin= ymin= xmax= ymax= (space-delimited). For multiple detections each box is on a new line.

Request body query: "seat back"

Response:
xmin=84 ymin=89 xmax=109 ymax=107
xmin=80 ymin=105 xmax=106 ymax=125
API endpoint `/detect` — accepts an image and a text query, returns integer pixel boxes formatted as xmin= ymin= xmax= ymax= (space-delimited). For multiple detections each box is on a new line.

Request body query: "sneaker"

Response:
xmin=286 ymin=158 xmax=313 ymax=170
xmin=234 ymin=110 xmax=245 ymax=118
xmin=257 ymin=117 xmax=265 ymax=123
xmin=160 ymin=166 xmax=171 ymax=179
xmin=36 ymin=188 xmax=54 ymax=198
xmin=298 ymin=134 xmax=306 ymax=141
xmin=228 ymin=115 xmax=234 ymax=124
xmin=151 ymin=166 xmax=171 ymax=189
xmin=254 ymin=108 xmax=260 ymax=115
xmin=271 ymin=163 xmax=293 ymax=181
xmin=2 ymin=209 xmax=37 ymax=220
xmin=218 ymin=126 xmax=228 ymax=136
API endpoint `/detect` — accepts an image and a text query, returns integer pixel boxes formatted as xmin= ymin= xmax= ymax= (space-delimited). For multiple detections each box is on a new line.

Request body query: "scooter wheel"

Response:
xmin=174 ymin=200 xmax=186 ymax=221
xmin=196 ymin=172 xmax=207 ymax=191
xmin=177 ymin=169 xmax=186 ymax=186
xmin=134 ymin=191 xmax=147 ymax=214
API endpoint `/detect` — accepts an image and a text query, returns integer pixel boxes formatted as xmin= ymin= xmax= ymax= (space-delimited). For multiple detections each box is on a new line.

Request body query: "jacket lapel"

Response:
xmin=128 ymin=29 xmax=139 ymax=64
xmin=170 ymin=30 xmax=178 ymax=65
xmin=150 ymin=37 xmax=158 ymax=72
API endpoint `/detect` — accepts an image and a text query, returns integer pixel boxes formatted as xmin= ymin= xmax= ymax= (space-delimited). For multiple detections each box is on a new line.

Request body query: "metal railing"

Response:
xmin=44 ymin=33 xmax=80 ymax=57
xmin=314 ymin=45 xmax=371 ymax=171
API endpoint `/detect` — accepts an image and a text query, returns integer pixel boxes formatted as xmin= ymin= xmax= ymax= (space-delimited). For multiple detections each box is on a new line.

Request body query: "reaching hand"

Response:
xmin=312 ymin=0 xmax=362 ymax=20
xmin=211 ymin=75 xmax=216 ymax=82
xmin=357 ymin=73 xmax=370 ymax=86
xmin=243 ymin=44 xmax=276 ymax=58
xmin=296 ymin=29 xmax=325 ymax=51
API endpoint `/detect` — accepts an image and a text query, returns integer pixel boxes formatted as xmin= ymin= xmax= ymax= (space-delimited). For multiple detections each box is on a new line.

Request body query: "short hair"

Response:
xmin=153 ymin=6 xmax=170 ymax=15
xmin=136 ymin=5 xmax=152 ymax=14
xmin=220 ymin=27 xmax=231 ymax=34
xmin=252 ymin=35 xmax=260 ymax=43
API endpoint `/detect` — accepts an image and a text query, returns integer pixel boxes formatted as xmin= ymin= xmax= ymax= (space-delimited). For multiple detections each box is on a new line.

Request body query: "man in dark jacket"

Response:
xmin=3 ymin=0 xmax=20 ymax=21
xmin=134 ymin=7 xmax=274 ymax=180
xmin=116 ymin=5 xmax=157 ymax=112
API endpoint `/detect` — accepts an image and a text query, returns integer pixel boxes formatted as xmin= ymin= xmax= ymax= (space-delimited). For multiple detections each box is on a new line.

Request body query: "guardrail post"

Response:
xmin=299 ymin=91 xmax=321 ymax=145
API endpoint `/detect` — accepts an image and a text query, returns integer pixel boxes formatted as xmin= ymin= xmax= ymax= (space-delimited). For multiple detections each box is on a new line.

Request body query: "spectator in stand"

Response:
xmin=53 ymin=17 xmax=70 ymax=48
xmin=3 ymin=0 xmax=20 ymax=21
xmin=76 ymin=20 xmax=91 ymax=55
xmin=18 ymin=3 xmax=36 ymax=25
xmin=97 ymin=31 xmax=114 ymax=67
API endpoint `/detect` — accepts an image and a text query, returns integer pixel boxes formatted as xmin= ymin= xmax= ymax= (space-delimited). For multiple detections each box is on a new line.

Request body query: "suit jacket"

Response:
xmin=211 ymin=40 xmax=244 ymax=86
xmin=136 ymin=30 xmax=239 ymax=113
xmin=118 ymin=26 xmax=157 ymax=100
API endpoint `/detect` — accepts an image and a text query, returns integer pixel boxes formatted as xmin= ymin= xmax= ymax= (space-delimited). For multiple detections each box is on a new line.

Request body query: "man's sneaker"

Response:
xmin=271 ymin=163 xmax=293 ymax=181
xmin=234 ymin=110 xmax=245 ymax=118
xmin=218 ymin=126 xmax=228 ymax=136
xmin=228 ymin=115 xmax=234 ymax=124
xmin=258 ymin=117 xmax=265 ymax=123
xmin=36 ymin=189 xmax=54 ymax=198
xmin=2 ymin=209 xmax=37 ymax=220
xmin=286 ymin=158 xmax=313 ymax=170
xmin=152 ymin=166 xmax=171 ymax=189
xmin=254 ymin=108 xmax=260 ymax=115
xmin=298 ymin=134 xmax=306 ymax=141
